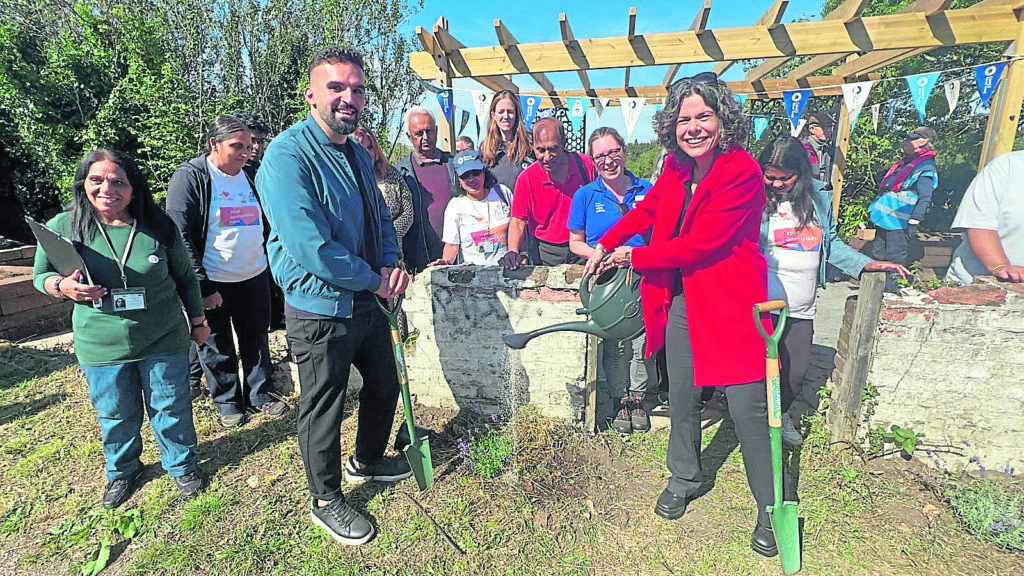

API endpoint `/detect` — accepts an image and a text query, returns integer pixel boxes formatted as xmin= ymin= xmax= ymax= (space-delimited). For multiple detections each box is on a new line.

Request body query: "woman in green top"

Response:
xmin=33 ymin=150 xmax=212 ymax=509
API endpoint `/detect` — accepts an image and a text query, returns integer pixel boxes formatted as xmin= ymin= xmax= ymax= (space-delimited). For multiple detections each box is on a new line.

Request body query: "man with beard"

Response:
xmin=256 ymin=45 xmax=412 ymax=546
xmin=395 ymin=106 xmax=459 ymax=272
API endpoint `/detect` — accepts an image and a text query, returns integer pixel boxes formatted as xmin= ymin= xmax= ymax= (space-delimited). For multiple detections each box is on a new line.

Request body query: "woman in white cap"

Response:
xmin=431 ymin=150 xmax=512 ymax=266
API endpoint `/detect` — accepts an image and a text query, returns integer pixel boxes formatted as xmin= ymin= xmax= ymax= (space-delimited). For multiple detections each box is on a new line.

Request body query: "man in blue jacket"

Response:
xmin=256 ymin=45 xmax=412 ymax=546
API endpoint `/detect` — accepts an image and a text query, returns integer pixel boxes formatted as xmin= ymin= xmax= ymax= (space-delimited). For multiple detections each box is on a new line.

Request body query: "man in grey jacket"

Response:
xmin=256 ymin=45 xmax=412 ymax=546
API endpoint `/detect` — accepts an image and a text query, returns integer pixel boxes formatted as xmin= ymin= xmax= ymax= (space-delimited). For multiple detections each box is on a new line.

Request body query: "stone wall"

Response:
xmin=401 ymin=264 xmax=595 ymax=423
xmin=867 ymin=280 xmax=1024 ymax=472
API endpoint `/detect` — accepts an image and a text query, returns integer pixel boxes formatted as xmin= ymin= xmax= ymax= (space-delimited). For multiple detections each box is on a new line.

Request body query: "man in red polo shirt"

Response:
xmin=501 ymin=117 xmax=595 ymax=268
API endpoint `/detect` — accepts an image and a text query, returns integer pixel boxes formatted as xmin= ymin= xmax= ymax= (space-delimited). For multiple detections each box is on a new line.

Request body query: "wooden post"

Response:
xmin=831 ymin=102 xmax=852 ymax=218
xmin=978 ymin=14 xmax=1024 ymax=170
xmin=827 ymin=271 xmax=886 ymax=444
xmin=584 ymin=334 xmax=599 ymax=433
xmin=432 ymin=19 xmax=456 ymax=153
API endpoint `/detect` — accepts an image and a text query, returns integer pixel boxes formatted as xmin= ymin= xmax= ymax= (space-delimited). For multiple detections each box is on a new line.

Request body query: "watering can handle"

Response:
xmin=376 ymin=294 xmax=405 ymax=328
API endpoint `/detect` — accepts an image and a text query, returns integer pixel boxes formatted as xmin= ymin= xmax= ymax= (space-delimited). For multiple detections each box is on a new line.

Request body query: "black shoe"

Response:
xmin=654 ymin=488 xmax=688 ymax=520
xmin=611 ymin=407 xmax=633 ymax=434
xmin=343 ymin=455 xmax=413 ymax=484
xmin=174 ymin=469 xmax=209 ymax=499
xmin=220 ymin=412 xmax=246 ymax=429
xmin=751 ymin=521 xmax=779 ymax=557
xmin=102 ymin=467 xmax=144 ymax=509
xmin=311 ymin=498 xmax=375 ymax=545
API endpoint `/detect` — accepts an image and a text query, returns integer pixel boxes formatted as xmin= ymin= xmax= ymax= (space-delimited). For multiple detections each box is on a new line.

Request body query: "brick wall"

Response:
xmin=401 ymin=264 xmax=595 ymax=422
xmin=867 ymin=281 xmax=1024 ymax=472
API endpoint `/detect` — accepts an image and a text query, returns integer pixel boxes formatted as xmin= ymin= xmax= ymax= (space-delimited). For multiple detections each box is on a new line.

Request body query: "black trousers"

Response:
xmin=871 ymin=228 xmax=909 ymax=264
xmin=196 ymin=268 xmax=275 ymax=415
xmin=774 ymin=316 xmax=814 ymax=413
xmin=535 ymin=239 xmax=582 ymax=266
xmin=285 ymin=300 xmax=400 ymax=502
xmin=665 ymin=293 xmax=787 ymax=525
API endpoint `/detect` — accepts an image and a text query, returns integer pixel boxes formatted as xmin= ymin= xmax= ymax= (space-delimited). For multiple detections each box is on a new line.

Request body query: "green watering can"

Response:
xmin=377 ymin=295 xmax=434 ymax=491
xmin=502 ymin=266 xmax=644 ymax=349
xmin=753 ymin=300 xmax=801 ymax=575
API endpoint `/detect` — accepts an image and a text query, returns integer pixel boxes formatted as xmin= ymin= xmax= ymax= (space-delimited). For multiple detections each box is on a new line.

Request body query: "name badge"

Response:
xmin=111 ymin=288 xmax=147 ymax=311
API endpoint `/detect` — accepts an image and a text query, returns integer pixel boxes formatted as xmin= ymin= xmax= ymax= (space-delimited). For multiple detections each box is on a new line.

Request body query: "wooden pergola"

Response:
xmin=409 ymin=0 xmax=1024 ymax=204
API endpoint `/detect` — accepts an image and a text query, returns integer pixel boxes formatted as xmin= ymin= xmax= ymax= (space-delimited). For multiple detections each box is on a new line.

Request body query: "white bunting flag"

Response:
xmin=458 ymin=109 xmax=471 ymax=136
xmin=871 ymin=104 xmax=880 ymax=132
xmin=841 ymin=81 xmax=874 ymax=133
xmin=944 ymin=80 xmax=961 ymax=117
xmin=594 ymin=98 xmax=612 ymax=120
xmin=471 ymin=90 xmax=494 ymax=140
xmin=621 ymin=97 xmax=646 ymax=139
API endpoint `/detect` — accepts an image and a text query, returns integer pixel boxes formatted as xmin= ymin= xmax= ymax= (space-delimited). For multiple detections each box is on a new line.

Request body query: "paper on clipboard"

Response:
xmin=26 ymin=217 xmax=102 ymax=307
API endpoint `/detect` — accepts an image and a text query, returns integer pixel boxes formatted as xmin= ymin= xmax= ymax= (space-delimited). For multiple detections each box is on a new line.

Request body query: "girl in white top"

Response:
xmin=432 ymin=150 xmax=512 ymax=266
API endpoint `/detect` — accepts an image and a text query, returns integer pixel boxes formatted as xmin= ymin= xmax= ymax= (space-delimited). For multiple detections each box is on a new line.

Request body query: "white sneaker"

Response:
xmin=781 ymin=413 xmax=803 ymax=447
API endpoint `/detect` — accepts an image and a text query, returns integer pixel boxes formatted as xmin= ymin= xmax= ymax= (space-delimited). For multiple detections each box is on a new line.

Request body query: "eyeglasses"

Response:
xmin=670 ymin=71 xmax=719 ymax=91
xmin=592 ymin=147 xmax=623 ymax=164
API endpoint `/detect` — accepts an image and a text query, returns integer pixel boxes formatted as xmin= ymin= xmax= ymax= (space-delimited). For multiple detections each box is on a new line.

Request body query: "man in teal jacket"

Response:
xmin=256 ymin=45 xmax=412 ymax=546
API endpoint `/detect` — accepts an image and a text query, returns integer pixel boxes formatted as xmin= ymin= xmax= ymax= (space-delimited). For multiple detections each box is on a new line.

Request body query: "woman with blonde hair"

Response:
xmin=480 ymin=90 xmax=533 ymax=191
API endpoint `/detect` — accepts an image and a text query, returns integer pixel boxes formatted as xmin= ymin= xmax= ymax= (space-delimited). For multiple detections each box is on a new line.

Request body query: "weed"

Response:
xmin=48 ymin=507 xmax=143 ymax=576
xmin=465 ymin=427 xmax=514 ymax=478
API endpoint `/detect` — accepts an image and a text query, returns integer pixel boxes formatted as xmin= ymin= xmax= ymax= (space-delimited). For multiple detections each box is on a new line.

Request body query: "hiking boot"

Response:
xmin=630 ymin=405 xmax=652 ymax=433
xmin=220 ymin=412 xmax=246 ymax=429
xmin=343 ymin=455 xmax=412 ymax=484
xmin=102 ymin=467 xmax=144 ymax=510
xmin=781 ymin=413 xmax=804 ymax=447
xmin=174 ymin=469 xmax=209 ymax=499
xmin=311 ymin=498 xmax=375 ymax=545
xmin=259 ymin=400 xmax=288 ymax=418
xmin=611 ymin=406 xmax=633 ymax=435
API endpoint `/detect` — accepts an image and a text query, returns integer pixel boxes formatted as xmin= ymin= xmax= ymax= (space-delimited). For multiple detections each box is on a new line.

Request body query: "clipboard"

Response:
xmin=26 ymin=217 xmax=103 ymax=307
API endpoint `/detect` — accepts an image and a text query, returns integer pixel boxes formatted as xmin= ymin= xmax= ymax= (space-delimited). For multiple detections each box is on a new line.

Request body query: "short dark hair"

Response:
xmin=308 ymin=45 xmax=365 ymax=77
xmin=231 ymin=110 xmax=270 ymax=135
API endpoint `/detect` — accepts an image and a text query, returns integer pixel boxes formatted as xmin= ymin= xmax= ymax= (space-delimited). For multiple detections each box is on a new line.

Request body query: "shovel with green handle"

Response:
xmin=377 ymin=294 xmax=434 ymax=490
xmin=752 ymin=299 xmax=801 ymax=575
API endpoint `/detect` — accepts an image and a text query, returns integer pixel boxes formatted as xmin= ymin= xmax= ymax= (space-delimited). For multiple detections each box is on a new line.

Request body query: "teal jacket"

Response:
xmin=760 ymin=179 xmax=872 ymax=288
xmin=256 ymin=115 xmax=401 ymax=318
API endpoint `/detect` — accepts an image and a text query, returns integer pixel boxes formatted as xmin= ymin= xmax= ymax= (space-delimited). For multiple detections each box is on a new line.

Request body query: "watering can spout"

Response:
xmin=502 ymin=321 xmax=612 ymax=349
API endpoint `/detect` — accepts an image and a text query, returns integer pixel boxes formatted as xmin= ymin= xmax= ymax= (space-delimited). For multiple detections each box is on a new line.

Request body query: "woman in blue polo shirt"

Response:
xmin=568 ymin=127 xmax=655 ymax=435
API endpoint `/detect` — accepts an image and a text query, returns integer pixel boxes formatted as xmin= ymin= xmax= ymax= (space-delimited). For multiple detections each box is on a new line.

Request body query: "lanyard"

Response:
xmin=96 ymin=219 xmax=138 ymax=289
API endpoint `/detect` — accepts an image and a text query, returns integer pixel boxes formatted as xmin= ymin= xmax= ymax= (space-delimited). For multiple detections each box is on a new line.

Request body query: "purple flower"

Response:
xmin=922 ymin=475 xmax=935 ymax=483
xmin=968 ymin=455 xmax=981 ymax=465
xmin=457 ymin=438 xmax=472 ymax=460
xmin=490 ymin=413 xmax=500 ymax=423
xmin=979 ymin=464 xmax=988 ymax=479
xmin=1005 ymin=461 xmax=1015 ymax=479
xmin=924 ymin=448 xmax=934 ymax=457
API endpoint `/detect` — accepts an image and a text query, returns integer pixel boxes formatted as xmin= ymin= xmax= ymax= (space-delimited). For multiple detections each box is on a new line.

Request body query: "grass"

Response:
xmin=1 ymin=342 xmax=1022 ymax=575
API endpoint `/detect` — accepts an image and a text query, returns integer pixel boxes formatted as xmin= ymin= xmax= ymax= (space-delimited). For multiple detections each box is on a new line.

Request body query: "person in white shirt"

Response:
xmin=166 ymin=115 xmax=287 ymax=429
xmin=945 ymin=150 xmax=1024 ymax=285
xmin=431 ymin=150 xmax=512 ymax=266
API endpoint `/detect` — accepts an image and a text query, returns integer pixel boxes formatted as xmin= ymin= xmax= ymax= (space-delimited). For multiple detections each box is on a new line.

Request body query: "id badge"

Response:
xmin=111 ymin=288 xmax=147 ymax=311
xmin=479 ymin=241 xmax=494 ymax=253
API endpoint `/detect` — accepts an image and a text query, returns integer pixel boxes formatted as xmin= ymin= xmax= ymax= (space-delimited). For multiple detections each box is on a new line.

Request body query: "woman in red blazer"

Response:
xmin=585 ymin=73 xmax=787 ymax=558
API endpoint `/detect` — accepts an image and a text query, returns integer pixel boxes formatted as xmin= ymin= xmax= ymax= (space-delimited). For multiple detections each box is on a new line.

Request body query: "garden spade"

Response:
xmin=378 ymin=295 xmax=434 ymax=490
xmin=752 ymin=300 xmax=801 ymax=575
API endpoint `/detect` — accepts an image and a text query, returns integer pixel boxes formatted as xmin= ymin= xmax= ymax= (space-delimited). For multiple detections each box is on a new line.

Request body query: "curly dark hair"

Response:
xmin=653 ymin=76 xmax=748 ymax=163
xmin=308 ymin=45 xmax=364 ymax=77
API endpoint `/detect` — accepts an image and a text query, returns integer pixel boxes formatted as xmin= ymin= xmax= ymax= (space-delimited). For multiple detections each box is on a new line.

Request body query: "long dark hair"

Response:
xmin=758 ymin=137 xmax=816 ymax=228
xmin=481 ymin=90 xmax=531 ymax=168
xmin=68 ymin=150 xmax=179 ymax=246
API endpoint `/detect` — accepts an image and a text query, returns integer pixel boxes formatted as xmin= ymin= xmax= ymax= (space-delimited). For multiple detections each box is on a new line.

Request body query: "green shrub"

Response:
xmin=946 ymin=477 xmax=1024 ymax=551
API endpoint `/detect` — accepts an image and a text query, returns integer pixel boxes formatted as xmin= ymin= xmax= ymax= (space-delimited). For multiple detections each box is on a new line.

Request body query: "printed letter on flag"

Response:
xmin=621 ymin=97 xmax=645 ymax=139
xmin=436 ymin=89 xmax=453 ymax=121
xmin=975 ymin=62 xmax=1007 ymax=106
xmin=458 ymin=110 xmax=470 ymax=136
xmin=753 ymin=116 xmax=769 ymax=140
xmin=594 ymin=97 xmax=611 ymax=120
xmin=943 ymin=80 xmax=960 ymax=117
xmin=520 ymin=95 xmax=541 ymax=131
xmin=567 ymin=98 xmax=589 ymax=136
xmin=783 ymin=90 xmax=812 ymax=131
xmin=841 ymin=81 xmax=873 ymax=133
xmin=905 ymin=72 xmax=940 ymax=121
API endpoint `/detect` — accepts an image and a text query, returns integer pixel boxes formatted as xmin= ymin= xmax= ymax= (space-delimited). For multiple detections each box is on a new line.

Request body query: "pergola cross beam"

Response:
xmin=663 ymin=0 xmax=712 ymax=86
xmin=494 ymin=19 xmax=562 ymax=107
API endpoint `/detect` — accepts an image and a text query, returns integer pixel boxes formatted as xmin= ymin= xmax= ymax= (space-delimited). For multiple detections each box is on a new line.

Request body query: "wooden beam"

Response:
xmin=413 ymin=24 xmax=518 ymax=94
xmin=831 ymin=102 xmax=852 ymax=218
xmin=663 ymin=0 xmax=712 ymax=86
xmin=724 ymin=0 xmax=790 ymax=82
xmin=407 ymin=4 xmax=1020 ymax=78
xmin=560 ymin=13 xmax=594 ymax=96
xmin=979 ymin=12 xmax=1024 ymax=168
xmin=549 ymin=74 xmax=853 ymax=100
xmin=494 ymin=19 xmax=562 ymax=106
xmin=431 ymin=17 xmax=456 ymax=153
xmin=624 ymin=7 xmax=638 ymax=88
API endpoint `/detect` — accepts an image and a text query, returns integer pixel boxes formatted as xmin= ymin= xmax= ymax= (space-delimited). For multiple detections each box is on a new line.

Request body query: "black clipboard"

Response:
xmin=26 ymin=217 xmax=102 ymax=307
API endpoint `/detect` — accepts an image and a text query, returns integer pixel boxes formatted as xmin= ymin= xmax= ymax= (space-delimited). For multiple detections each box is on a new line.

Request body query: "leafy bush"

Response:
xmin=459 ymin=425 xmax=514 ymax=479
xmin=946 ymin=477 xmax=1024 ymax=551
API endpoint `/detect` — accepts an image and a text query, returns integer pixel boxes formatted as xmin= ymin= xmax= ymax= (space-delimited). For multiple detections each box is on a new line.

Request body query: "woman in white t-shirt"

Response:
xmin=758 ymin=137 xmax=907 ymax=446
xmin=431 ymin=150 xmax=512 ymax=266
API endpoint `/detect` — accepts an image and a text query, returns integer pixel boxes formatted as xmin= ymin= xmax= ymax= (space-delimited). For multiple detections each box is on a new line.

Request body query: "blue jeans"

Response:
xmin=81 ymin=352 xmax=199 ymax=481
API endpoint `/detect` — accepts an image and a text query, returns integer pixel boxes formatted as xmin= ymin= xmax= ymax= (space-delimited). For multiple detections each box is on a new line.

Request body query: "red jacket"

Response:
xmin=600 ymin=147 xmax=771 ymax=387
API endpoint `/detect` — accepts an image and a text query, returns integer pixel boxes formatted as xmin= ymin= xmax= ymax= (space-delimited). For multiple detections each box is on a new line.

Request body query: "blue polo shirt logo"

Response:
xmin=567 ymin=171 xmax=653 ymax=248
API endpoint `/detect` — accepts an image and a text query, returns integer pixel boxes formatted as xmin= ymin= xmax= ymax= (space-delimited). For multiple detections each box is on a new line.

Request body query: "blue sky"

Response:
xmin=399 ymin=0 xmax=828 ymax=144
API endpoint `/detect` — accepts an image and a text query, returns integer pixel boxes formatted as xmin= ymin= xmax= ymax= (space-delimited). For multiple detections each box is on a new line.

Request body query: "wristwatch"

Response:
xmin=191 ymin=319 xmax=209 ymax=331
